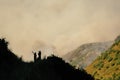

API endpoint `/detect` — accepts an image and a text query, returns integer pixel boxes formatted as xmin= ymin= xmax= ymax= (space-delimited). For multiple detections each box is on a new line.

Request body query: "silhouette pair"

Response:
xmin=33 ymin=51 xmax=41 ymax=62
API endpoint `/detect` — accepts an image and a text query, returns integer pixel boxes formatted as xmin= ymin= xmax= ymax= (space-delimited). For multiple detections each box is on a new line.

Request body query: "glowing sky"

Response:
xmin=0 ymin=0 xmax=120 ymax=61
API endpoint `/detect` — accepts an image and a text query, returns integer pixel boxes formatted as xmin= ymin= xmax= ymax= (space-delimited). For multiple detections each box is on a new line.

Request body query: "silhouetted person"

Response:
xmin=32 ymin=51 xmax=37 ymax=62
xmin=38 ymin=51 xmax=41 ymax=60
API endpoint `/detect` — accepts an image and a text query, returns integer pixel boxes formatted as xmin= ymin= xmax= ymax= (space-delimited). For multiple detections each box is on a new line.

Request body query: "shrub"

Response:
xmin=116 ymin=76 xmax=120 ymax=80
xmin=116 ymin=51 xmax=120 ymax=57
xmin=93 ymin=71 xmax=97 ymax=77
xmin=111 ymin=63 xmax=115 ymax=66
xmin=102 ymin=52 xmax=108 ymax=60
xmin=116 ymin=73 xmax=120 ymax=80
xmin=106 ymin=66 xmax=109 ymax=69
xmin=106 ymin=77 xmax=112 ymax=80
xmin=115 ymin=68 xmax=119 ymax=71
xmin=114 ymin=57 xmax=118 ymax=61
xmin=94 ymin=61 xmax=104 ymax=69
xmin=117 ymin=60 xmax=120 ymax=65
xmin=112 ymin=73 xmax=116 ymax=80
xmin=107 ymin=57 xmax=113 ymax=62
xmin=107 ymin=49 xmax=113 ymax=54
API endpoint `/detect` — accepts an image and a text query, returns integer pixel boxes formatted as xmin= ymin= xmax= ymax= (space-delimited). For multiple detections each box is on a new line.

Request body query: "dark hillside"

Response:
xmin=0 ymin=38 xmax=94 ymax=80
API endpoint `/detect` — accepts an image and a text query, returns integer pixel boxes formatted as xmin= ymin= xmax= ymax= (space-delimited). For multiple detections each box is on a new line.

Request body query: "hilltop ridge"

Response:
xmin=0 ymin=38 xmax=94 ymax=80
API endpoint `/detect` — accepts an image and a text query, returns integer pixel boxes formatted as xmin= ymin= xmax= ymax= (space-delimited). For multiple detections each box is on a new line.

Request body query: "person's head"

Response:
xmin=38 ymin=51 xmax=41 ymax=55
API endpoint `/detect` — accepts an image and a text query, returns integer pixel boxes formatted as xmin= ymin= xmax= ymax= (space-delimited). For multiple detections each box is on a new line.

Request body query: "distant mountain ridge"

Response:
xmin=63 ymin=41 xmax=113 ymax=68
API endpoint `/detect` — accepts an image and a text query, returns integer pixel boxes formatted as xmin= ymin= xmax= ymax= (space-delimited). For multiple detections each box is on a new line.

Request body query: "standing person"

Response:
xmin=32 ymin=51 xmax=37 ymax=62
xmin=38 ymin=51 xmax=41 ymax=60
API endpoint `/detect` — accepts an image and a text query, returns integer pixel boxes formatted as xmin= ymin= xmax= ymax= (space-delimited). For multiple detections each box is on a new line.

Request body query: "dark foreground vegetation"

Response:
xmin=0 ymin=38 xmax=94 ymax=80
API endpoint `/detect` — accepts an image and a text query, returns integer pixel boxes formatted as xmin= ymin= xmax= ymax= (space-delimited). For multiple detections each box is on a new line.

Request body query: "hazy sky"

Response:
xmin=0 ymin=0 xmax=120 ymax=61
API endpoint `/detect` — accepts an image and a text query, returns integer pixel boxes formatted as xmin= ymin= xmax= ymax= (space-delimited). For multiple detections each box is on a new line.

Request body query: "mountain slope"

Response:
xmin=63 ymin=41 xmax=113 ymax=68
xmin=86 ymin=39 xmax=120 ymax=80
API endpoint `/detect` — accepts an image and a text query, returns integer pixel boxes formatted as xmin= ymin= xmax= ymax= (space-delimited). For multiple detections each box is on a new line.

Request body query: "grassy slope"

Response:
xmin=86 ymin=40 xmax=120 ymax=80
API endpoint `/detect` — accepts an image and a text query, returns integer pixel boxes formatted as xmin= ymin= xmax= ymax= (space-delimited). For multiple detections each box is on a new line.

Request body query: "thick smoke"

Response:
xmin=0 ymin=0 xmax=120 ymax=61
